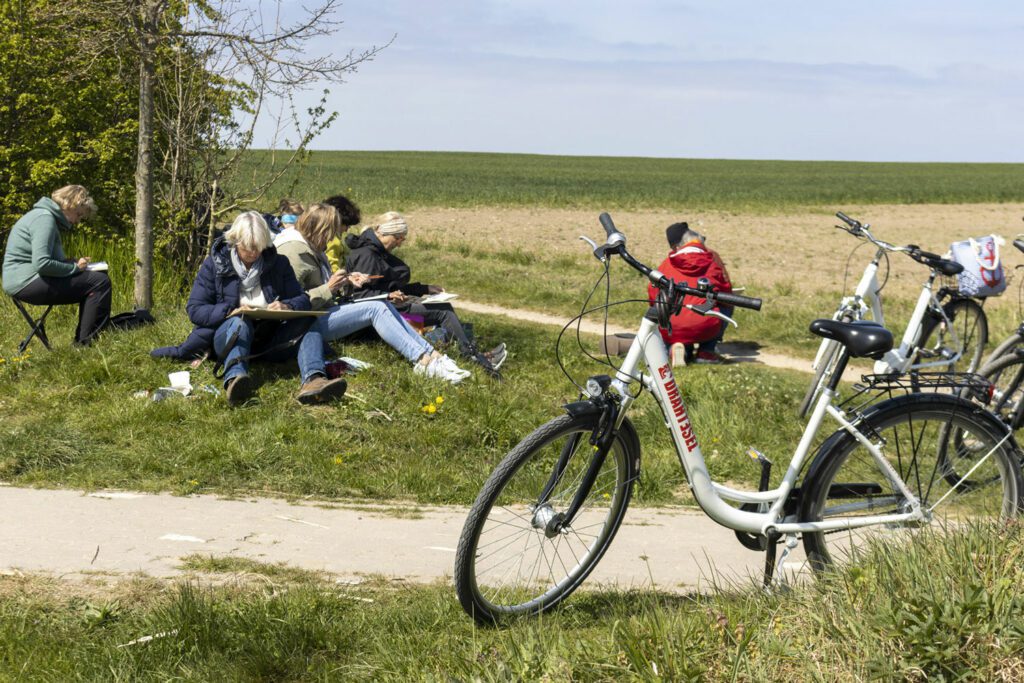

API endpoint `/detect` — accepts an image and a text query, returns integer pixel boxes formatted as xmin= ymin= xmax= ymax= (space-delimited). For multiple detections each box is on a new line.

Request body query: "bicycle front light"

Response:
xmin=585 ymin=374 xmax=612 ymax=398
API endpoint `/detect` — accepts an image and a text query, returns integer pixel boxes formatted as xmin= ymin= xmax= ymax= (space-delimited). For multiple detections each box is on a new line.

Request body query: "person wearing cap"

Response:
xmin=345 ymin=211 xmax=506 ymax=377
xmin=2 ymin=184 xmax=111 ymax=346
xmin=648 ymin=222 xmax=733 ymax=365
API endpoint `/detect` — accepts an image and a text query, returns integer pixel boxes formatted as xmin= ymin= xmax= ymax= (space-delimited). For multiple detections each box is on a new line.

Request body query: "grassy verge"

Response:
xmin=2 ymin=523 xmax=1023 ymax=680
xmin=0 ymin=291 xmax=818 ymax=503
xmin=241 ymin=150 xmax=1024 ymax=213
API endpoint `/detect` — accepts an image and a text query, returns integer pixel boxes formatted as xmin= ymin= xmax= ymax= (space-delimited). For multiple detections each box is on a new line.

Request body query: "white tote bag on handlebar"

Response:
xmin=949 ymin=235 xmax=1007 ymax=298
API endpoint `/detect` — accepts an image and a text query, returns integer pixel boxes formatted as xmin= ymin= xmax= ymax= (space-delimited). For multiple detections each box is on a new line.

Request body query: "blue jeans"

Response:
xmin=297 ymin=301 xmax=433 ymax=382
xmin=213 ymin=316 xmax=318 ymax=383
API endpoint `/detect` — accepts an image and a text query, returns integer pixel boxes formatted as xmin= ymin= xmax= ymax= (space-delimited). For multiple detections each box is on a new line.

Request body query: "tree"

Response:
xmin=0 ymin=0 xmax=138 ymax=242
xmin=49 ymin=0 xmax=385 ymax=306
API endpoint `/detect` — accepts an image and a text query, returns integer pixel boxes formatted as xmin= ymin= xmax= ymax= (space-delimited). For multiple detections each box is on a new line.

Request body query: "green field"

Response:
xmin=242 ymin=150 xmax=1024 ymax=213
xmin=2 ymin=524 xmax=1022 ymax=680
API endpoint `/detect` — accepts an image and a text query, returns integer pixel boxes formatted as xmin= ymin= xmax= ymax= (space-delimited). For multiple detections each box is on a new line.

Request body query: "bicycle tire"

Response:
xmin=800 ymin=394 xmax=1021 ymax=572
xmin=798 ymin=310 xmax=856 ymax=418
xmin=454 ymin=412 xmax=639 ymax=624
xmin=914 ymin=298 xmax=988 ymax=374
xmin=978 ymin=351 xmax=1024 ymax=431
xmin=982 ymin=332 xmax=1024 ymax=369
xmin=798 ymin=339 xmax=842 ymax=418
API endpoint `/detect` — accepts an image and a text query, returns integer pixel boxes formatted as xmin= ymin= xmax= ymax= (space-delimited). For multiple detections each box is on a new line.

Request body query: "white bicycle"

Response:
xmin=797 ymin=212 xmax=988 ymax=417
xmin=453 ymin=213 xmax=1021 ymax=624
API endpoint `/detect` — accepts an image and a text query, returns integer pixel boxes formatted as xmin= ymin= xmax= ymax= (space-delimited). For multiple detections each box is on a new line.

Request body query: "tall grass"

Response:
xmin=238 ymin=150 xmax=1024 ymax=214
xmin=1 ymin=523 xmax=1022 ymax=680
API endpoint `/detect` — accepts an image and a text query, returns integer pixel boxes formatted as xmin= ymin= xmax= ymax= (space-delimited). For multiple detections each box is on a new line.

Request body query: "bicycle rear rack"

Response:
xmin=854 ymin=371 xmax=994 ymax=404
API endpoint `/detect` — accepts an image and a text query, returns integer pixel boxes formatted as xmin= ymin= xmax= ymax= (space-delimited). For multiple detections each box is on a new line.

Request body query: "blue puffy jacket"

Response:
xmin=151 ymin=237 xmax=310 ymax=360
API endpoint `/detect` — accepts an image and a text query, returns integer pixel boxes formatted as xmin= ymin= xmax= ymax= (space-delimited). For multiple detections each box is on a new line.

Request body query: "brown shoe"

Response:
xmin=297 ymin=375 xmax=347 ymax=405
xmin=225 ymin=374 xmax=254 ymax=407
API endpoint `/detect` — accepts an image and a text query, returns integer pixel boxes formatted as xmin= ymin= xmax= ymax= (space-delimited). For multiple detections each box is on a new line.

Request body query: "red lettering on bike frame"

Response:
xmin=657 ymin=363 xmax=699 ymax=451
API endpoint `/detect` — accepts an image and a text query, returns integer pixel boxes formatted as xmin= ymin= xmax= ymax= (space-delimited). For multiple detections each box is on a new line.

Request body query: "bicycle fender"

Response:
xmin=562 ymin=400 xmax=603 ymax=418
xmin=561 ymin=401 xmax=642 ymax=473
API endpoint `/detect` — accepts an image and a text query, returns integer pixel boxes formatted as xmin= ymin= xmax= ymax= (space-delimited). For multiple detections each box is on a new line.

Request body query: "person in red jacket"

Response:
xmin=647 ymin=222 xmax=733 ymax=365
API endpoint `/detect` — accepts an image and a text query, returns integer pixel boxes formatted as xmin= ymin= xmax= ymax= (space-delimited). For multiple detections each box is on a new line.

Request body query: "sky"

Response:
xmin=253 ymin=1 xmax=1024 ymax=162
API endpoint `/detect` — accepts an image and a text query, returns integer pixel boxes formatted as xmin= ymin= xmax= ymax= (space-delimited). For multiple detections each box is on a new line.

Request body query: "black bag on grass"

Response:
xmin=108 ymin=308 xmax=156 ymax=331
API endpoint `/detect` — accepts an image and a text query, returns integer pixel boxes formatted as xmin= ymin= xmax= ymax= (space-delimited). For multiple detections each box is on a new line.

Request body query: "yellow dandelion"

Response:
xmin=435 ymin=396 xmax=444 ymax=405
xmin=189 ymin=479 xmax=199 ymax=486
xmin=334 ymin=456 xmax=344 ymax=465
xmin=603 ymin=493 xmax=611 ymax=500
xmin=426 ymin=404 xmax=437 ymax=414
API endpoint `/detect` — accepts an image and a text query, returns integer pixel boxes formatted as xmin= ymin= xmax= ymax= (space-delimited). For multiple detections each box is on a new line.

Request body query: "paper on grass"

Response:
xmin=418 ymin=292 xmax=459 ymax=305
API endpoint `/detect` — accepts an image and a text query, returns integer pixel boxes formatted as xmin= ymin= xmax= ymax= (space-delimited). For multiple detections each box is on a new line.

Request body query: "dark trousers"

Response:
xmin=404 ymin=302 xmax=475 ymax=357
xmin=15 ymin=271 xmax=112 ymax=345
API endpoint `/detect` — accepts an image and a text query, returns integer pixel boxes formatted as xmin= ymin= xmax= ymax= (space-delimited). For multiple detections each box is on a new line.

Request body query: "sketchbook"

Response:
xmin=228 ymin=306 xmax=327 ymax=320
xmin=86 ymin=261 xmax=109 ymax=272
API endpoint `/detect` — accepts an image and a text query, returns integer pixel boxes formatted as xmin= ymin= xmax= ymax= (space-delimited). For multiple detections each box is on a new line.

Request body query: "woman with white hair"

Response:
xmin=1 ymin=184 xmax=111 ymax=345
xmin=181 ymin=210 xmax=346 ymax=406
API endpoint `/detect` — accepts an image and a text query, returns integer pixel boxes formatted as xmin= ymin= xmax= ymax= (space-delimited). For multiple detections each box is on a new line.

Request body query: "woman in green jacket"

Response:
xmin=1 ymin=185 xmax=111 ymax=345
xmin=273 ymin=203 xmax=471 ymax=383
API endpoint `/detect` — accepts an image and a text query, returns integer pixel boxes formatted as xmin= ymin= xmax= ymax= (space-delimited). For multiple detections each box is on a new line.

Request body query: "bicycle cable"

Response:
xmin=554 ymin=262 xmax=652 ymax=397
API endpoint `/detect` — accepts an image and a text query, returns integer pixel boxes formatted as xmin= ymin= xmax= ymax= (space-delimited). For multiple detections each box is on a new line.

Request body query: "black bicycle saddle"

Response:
xmin=808 ymin=320 xmax=894 ymax=360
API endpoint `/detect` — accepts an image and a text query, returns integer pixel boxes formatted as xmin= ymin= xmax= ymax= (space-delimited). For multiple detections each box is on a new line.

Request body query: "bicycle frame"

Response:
xmin=814 ymin=245 xmax=962 ymax=375
xmin=608 ymin=314 xmax=999 ymax=537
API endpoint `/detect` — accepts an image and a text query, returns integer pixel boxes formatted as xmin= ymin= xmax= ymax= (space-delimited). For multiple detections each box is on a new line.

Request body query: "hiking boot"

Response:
xmin=694 ymin=351 xmax=727 ymax=365
xmin=472 ymin=352 xmax=502 ymax=380
xmin=483 ymin=343 xmax=507 ymax=370
xmin=297 ymin=375 xmax=348 ymax=404
xmin=225 ymin=373 xmax=254 ymax=407
xmin=415 ymin=355 xmax=469 ymax=383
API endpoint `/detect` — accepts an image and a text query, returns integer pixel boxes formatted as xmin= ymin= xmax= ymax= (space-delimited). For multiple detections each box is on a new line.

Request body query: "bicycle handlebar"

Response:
xmin=585 ymin=213 xmax=763 ymax=312
xmin=716 ymin=291 xmax=763 ymax=311
xmin=599 ymin=212 xmax=620 ymax=239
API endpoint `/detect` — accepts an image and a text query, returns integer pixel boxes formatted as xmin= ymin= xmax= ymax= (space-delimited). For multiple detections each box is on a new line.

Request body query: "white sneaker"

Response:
xmin=414 ymin=356 xmax=469 ymax=383
xmin=438 ymin=354 xmax=471 ymax=378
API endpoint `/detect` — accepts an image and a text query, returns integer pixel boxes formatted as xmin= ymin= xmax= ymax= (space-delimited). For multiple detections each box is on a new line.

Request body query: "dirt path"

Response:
xmin=457 ymin=299 xmax=868 ymax=380
xmin=0 ymin=486 xmax=804 ymax=590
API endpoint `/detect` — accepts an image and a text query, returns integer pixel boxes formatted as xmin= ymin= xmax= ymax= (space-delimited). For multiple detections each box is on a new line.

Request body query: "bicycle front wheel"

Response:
xmin=454 ymin=413 xmax=638 ymax=624
xmin=801 ymin=395 xmax=1021 ymax=571
xmin=915 ymin=298 xmax=988 ymax=373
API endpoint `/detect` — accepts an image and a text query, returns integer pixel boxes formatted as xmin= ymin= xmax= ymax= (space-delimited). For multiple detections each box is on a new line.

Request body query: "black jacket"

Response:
xmin=344 ymin=231 xmax=430 ymax=300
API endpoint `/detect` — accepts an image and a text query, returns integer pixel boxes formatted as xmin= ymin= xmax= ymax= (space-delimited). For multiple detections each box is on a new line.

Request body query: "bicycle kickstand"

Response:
xmin=762 ymin=533 xmax=800 ymax=591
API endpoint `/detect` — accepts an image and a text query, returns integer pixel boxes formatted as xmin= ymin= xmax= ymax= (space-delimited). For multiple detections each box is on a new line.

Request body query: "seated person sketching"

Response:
xmin=170 ymin=211 xmax=346 ymax=406
xmin=2 ymin=184 xmax=111 ymax=346
xmin=273 ymin=203 xmax=470 ymax=383
xmin=345 ymin=211 xmax=506 ymax=377
xmin=648 ymin=222 xmax=733 ymax=365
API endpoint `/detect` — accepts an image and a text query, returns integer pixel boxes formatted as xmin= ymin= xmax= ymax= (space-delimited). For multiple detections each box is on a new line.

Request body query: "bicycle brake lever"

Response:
xmin=704 ymin=309 xmax=739 ymax=328
xmin=579 ymin=235 xmax=605 ymax=262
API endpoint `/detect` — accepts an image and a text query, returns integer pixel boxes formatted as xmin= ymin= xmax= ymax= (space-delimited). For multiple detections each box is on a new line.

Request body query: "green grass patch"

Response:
xmin=240 ymin=150 xmax=1024 ymax=213
xmin=3 ymin=523 xmax=1024 ymax=680
xmin=0 ymin=290 xmax=820 ymax=503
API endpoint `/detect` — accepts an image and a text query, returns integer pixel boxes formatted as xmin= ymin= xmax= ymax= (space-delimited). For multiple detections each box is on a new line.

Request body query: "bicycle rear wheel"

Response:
xmin=454 ymin=413 xmax=638 ymax=624
xmin=801 ymin=395 xmax=1021 ymax=571
xmin=915 ymin=298 xmax=988 ymax=373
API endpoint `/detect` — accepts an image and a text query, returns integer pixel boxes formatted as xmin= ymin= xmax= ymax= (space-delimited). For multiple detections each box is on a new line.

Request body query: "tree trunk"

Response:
xmin=133 ymin=1 xmax=161 ymax=309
